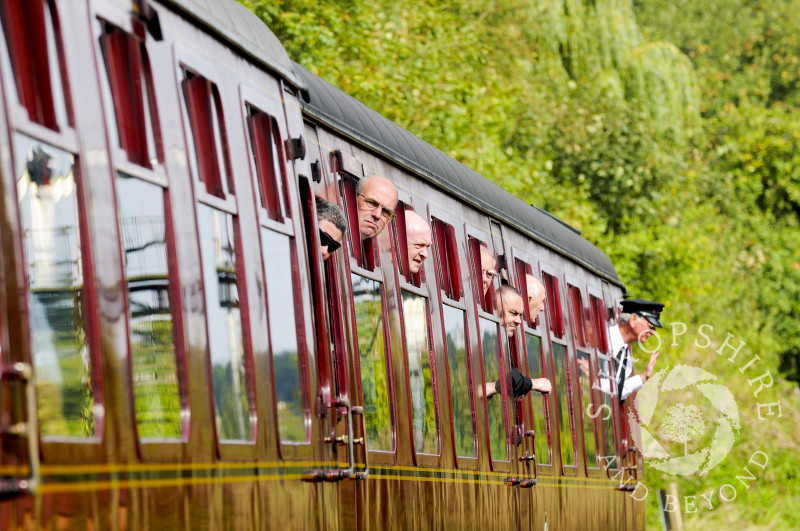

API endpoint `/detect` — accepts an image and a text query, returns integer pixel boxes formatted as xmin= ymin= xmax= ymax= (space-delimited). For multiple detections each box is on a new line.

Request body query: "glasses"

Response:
xmin=357 ymin=193 xmax=395 ymax=221
xmin=319 ymin=229 xmax=341 ymax=253
xmin=482 ymin=269 xmax=497 ymax=279
xmin=639 ymin=316 xmax=655 ymax=331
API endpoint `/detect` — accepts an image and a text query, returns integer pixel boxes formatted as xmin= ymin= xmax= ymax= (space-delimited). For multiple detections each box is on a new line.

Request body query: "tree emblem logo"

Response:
xmin=631 ymin=364 xmax=740 ymax=475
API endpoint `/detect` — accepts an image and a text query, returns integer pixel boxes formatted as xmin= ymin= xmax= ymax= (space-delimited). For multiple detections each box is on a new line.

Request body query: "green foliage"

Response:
xmin=242 ymin=0 xmax=800 ymax=526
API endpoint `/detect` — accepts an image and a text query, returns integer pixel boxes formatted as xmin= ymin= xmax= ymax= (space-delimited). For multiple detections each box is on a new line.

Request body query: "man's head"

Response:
xmin=356 ymin=175 xmax=398 ymax=239
xmin=316 ymin=197 xmax=346 ymax=261
xmin=496 ymin=285 xmax=524 ymax=338
xmin=480 ymin=247 xmax=496 ymax=295
xmin=618 ymin=298 xmax=665 ymax=344
xmin=405 ymin=210 xmax=432 ymax=274
xmin=526 ymin=274 xmax=546 ymax=319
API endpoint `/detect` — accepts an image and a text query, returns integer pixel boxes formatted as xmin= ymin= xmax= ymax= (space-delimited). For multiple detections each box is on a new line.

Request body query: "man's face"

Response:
xmin=633 ymin=314 xmax=657 ymax=343
xmin=319 ymin=219 xmax=343 ymax=261
xmin=480 ymin=250 xmax=496 ymax=295
xmin=529 ymin=292 xmax=546 ymax=318
xmin=407 ymin=226 xmax=432 ymax=274
xmin=497 ymin=292 xmax=524 ymax=338
xmin=357 ymin=178 xmax=397 ymax=239
xmin=527 ymin=278 xmax=546 ymax=318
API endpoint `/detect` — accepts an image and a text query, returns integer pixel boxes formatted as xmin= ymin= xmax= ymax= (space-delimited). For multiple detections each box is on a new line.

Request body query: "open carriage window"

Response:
xmin=569 ymin=285 xmax=599 ymax=468
xmin=0 ymin=0 xmax=70 ymax=129
xmin=98 ymin=23 xmax=161 ymax=168
xmin=469 ymin=238 xmax=495 ymax=314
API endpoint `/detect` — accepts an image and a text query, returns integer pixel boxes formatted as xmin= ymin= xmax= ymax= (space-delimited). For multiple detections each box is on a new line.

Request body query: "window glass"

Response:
xmin=403 ymin=291 xmax=437 ymax=454
xmin=551 ymin=343 xmax=575 ymax=466
xmin=98 ymin=24 xmax=160 ymax=168
xmin=353 ymin=274 xmax=393 ymax=450
xmin=443 ymin=304 xmax=475 ymax=457
xmin=116 ymin=173 xmax=181 ymax=438
xmin=480 ymin=318 xmax=506 ymax=461
xmin=197 ymin=204 xmax=251 ymax=441
xmin=0 ymin=0 xmax=68 ymax=129
xmin=597 ymin=356 xmax=618 ymax=461
xmin=576 ymin=350 xmax=598 ymax=467
xmin=525 ymin=333 xmax=550 ymax=465
xmin=248 ymin=110 xmax=287 ymax=221
xmin=15 ymin=135 xmax=94 ymax=437
xmin=263 ymin=228 xmax=306 ymax=442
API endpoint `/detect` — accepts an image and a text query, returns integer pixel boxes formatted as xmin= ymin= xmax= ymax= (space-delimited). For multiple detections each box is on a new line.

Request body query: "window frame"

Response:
xmin=510 ymin=250 xmax=554 ymax=476
xmin=428 ymin=209 xmax=478 ymax=470
xmin=95 ymin=16 xmax=189 ymax=461
xmin=566 ymin=278 xmax=602 ymax=475
xmin=241 ymin=84 xmax=315 ymax=460
xmin=391 ymin=203 xmax=442 ymax=467
xmin=0 ymin=0 xmax=105 ymax=463
xmin=540 ymin=263 xmax=578 ymax=476
xmin=177 ymin=53 xmax=258 ymax=460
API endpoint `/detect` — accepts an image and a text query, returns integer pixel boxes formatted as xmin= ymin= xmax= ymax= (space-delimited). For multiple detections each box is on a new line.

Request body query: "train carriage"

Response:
xmin=0 ymin=0 xmax=644 ymax=529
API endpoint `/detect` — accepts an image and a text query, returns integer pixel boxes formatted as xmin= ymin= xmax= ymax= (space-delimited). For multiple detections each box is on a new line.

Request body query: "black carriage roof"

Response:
xmin=161 ymin=0 xmax=306 ymax=92
xmin=292 ymin=63 xmax=623 ymax=287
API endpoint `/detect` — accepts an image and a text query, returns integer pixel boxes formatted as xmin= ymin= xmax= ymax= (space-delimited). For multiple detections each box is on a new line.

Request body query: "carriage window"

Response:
xmin=576 ymin=350 xmax=599 ymax=467
xmin=591 ymin=296 xmax=617 ymax=462
xmin=183 ymin=71 xmax=254 ymax=442
xmin=470 ymin=238 xmax=495 ymax=313
xmin=443 ymin=304 xmax=475 ymax=457
xmin=98 ymin=24 xmax=160 ymax=168
xmin=248 ymin=108 xmax=289 ymax=222
xmin=353 ymin=274 xmax=393 ymax=451
xmin=0 ymin=0 xmax=69 ymax=129
xmin=263 ymin=229 xmax=306 ymax=442
xmin=247 ymin=104 xmax=308 ymax=443
xmin=525 ymin=334 xmax=550 ymax=464
xmin=568 ymin=286 xmax=589 ymax=348
xmin=480 ymin=318 xmax=507 ymax=461
xmin=542 ymin=273 xmax=564 ymax=338
xmin=15 ymin=135 xmax=96 ymax=438
xmin=403 ymin=292 xmax=438 ymax=454
xmin=431 ymin=219 xmax=461 ymax=301
xmin=551 ymin=343 xmax=576 ymax=466
xmin=197 ymin=206 xmax=252 ymax=441
xmin=182 ymin=73 xmax=233 ymax=199
xmin=116 ymin=174 xmax=182 ymax=438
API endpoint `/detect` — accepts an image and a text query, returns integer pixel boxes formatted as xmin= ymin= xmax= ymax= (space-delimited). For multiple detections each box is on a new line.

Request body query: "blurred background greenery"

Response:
xmin=241 ymin=0 xmax=800 ymax=527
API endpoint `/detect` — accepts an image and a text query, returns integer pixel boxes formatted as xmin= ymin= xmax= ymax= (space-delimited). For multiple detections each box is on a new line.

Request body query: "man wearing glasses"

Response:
xmin=356 ymin=175 xmax=398 ymax=240
xmin=480 ymin=246 xmax=497 ymax=296
xmin=579 ymin=298 xmax=664 ymax=402
xmin=316 ymin=197 xmax=347 ymax=261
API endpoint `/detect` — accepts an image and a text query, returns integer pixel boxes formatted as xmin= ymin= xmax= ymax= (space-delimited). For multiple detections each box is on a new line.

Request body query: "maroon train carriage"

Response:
xmin=0 ymin=0 xmax=645 ymax=528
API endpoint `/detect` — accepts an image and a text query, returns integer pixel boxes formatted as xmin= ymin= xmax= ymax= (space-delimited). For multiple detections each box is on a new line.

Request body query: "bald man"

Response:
xmin=483 ymin=286 xmax=552 ymax=401
xmin=480 ymin=247 xmax=496 ymax=296
xmin=405 ymin=211 xmax=432 ymax=274
xmin=356 ymin=175 xmax=398 ymax=240
xmin=526 ymin=274 xmax=546 ymax=319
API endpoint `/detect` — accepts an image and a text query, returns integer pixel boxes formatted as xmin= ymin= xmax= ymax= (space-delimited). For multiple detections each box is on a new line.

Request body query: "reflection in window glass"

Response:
xmin=576 ymin=351 xmax=598 ymax=467
xmin=480 ymin=318 xmax=507 ymax=461
xmin=598 ymin=357 xmax=618 ymax=461
xmin=197 ymin=204 xmax=251 ymax=441
xmin=15 ymin=135 xmax=94 ymax=437
xmin=525 ymin=334 xmax=550 ymax=465
xmin=442 ymin=305 xmax=477 ymax=457
xmin=117 ymin=174 xmax=181 ymax=438
xmin=353 ymin=274 xmax=393 ymax=451
xmin=443 ymin=305 xmax=475 ymax=457
xmin=263 ymin=228 xmax=306 ymax=442
xmin=551 ymin=343 xmax=576 ymax=466
xmin=403 ymin=291 xmax=437 ymax=454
